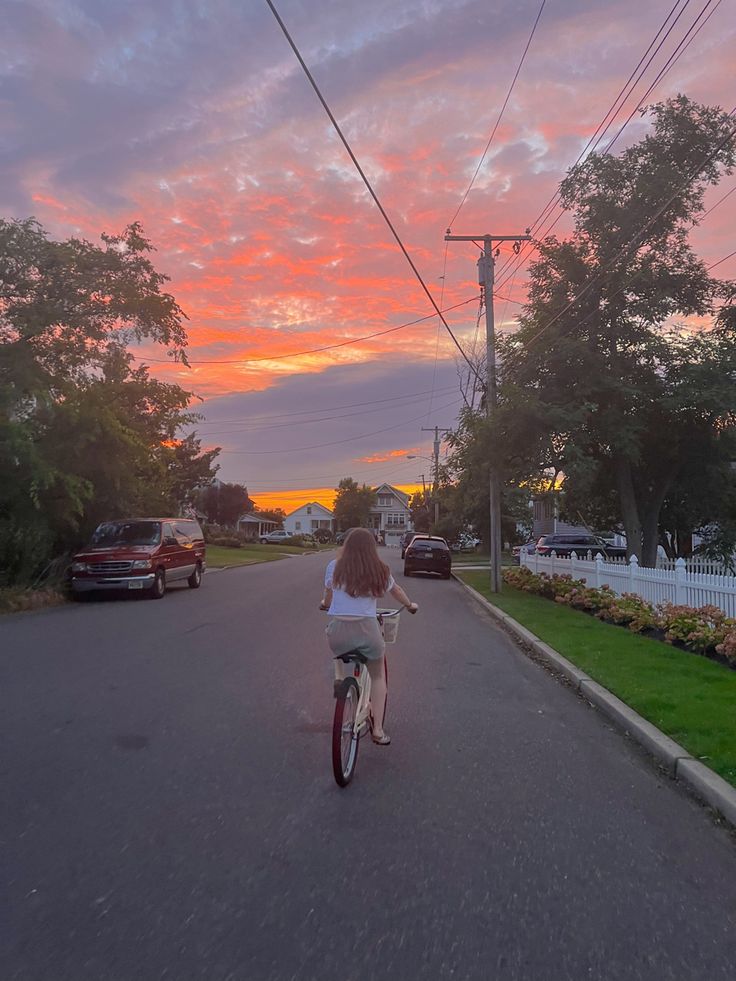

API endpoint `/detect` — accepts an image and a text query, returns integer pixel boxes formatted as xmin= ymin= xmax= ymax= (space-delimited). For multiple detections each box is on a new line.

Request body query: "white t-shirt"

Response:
xmin=325 ymin=559 xmax=395 ymax=617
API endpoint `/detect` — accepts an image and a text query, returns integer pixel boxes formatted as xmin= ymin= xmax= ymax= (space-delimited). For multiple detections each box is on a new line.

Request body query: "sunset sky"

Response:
xmin=3 ymin=0 xmax=734 ymax=513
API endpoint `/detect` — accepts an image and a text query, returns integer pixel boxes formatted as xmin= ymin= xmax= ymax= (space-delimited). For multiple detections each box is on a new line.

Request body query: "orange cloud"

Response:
xmin=356 ymin=447 xmax=419 ymax=464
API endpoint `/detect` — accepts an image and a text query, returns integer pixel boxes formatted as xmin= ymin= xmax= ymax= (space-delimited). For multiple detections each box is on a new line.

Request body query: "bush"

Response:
xmin=500 ymin=567 xmax=734 ymax=666
xmin=208 ymin=535 xmax=242 ymax=548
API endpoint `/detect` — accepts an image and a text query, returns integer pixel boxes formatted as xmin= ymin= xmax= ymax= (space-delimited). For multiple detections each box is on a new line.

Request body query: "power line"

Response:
xmin=446 ymin=0 xmax=547 ymax=230
xmin=264 ymin=0 xmax=479 ymax=380
xmin=495 ymin=0 xmax=720 ymax=291
xmin=701 ymin=182 xmax=736 ymax=219
xmin=708 ymin=249 xmax=736 ymax=271
xmin=603 ymin=0 xmax=723 ymax=155
xmin=133 ymin=295 xmax=480 ymax=366
xmin=517 ymin=112 xmax=736 ymax=353
xmin=218 ymin=396 xmax=463 ymax=454
xmin=244 ymin=457 xmax=433 ymax=487
xmin=187 ymin=387 xmax=459 ymax=436
xmin=190 ymin=385 xmax=458 ymax=426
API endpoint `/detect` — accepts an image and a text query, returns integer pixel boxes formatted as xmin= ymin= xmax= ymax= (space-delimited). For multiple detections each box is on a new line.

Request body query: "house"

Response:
xmin=237 ymin=513 xmax=279 ymax=541
xmin=284 ymin=502 xmax=334 ymax=537
xmin=367 ymin=484 xmax=413 ymax=546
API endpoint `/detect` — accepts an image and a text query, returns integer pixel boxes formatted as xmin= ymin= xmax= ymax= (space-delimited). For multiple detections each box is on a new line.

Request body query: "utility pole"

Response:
xmin=445 ymin=229 xmax=530 ymax=592
xmin=421 ymin=425 xmax=450 ymax=528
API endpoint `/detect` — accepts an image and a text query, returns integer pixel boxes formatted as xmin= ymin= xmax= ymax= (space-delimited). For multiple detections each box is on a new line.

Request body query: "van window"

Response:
xmin=162 ymin=522 xmax=176 ymax=542
xmin=176 ymin=520 xmax=202 ymax=541
xmin=91 ymin=521 xmax=161 ymax=546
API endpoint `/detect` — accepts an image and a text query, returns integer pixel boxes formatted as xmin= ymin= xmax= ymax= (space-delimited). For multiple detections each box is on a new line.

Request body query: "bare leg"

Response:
xmin=367 ymin=656 xmax=388 ymax=738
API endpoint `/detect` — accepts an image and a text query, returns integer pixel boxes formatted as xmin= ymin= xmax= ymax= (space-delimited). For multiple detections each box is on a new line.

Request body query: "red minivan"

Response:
xmin=70 ymin=518 xmax=206 ymax=599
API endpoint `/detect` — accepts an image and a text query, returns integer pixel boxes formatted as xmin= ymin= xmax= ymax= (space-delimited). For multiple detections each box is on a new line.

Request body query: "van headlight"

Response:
xmin=71 ymin=562 xmax=87 ymax=573
xmin=131 ymin=559 xmax=151 ymax=570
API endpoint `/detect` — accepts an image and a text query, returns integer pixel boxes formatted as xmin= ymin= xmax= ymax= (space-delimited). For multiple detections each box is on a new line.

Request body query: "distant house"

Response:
xmin=367 ymin=484 xmax=413 ymax=546
xmin=237 ymin=513 xmax=279 ymax=541
xmin=284 ymin=502 xmax=334 ymax=536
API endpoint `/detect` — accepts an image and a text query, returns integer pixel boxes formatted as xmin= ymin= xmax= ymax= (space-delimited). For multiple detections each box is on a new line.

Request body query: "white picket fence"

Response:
xmin=521 ymin=550 xmax=736 ymax=617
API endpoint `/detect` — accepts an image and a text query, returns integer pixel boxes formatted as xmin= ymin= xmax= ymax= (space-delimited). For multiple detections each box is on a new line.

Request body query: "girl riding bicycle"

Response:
xmin=320 ymin=527 xmax=417 ymax=745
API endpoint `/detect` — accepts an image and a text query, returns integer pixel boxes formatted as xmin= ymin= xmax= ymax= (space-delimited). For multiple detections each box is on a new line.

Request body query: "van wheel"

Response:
xmin=188 ymin=564 xmax=202 ymax=589
xmin=149 ymin=570 xmax=166 ymax=599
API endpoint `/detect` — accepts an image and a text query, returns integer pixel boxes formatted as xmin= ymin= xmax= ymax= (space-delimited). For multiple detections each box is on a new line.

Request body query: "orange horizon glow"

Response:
xmin=250 ymin=483 xmax=423 ymax=515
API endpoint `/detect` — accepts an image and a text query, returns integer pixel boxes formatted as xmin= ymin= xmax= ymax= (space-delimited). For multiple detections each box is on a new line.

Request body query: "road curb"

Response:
xmin=455 ymin=575 xmax=736 ymax=830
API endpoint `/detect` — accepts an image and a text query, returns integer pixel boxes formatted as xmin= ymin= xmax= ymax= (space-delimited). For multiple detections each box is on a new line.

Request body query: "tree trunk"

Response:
xmin=614 ymin=456 xmax=642 ymax=560
xmin=641 ymin=507 xmax=660 ymax=568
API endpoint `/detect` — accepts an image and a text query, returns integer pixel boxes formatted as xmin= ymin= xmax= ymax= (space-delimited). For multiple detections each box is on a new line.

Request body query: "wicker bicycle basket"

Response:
xmin=379 ymin=612 xmax=400 ymax=644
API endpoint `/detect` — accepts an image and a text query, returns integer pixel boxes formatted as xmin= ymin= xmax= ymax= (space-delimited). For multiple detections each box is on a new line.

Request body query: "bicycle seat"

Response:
xmin=334 ymin=650 xmax=367 ymax=665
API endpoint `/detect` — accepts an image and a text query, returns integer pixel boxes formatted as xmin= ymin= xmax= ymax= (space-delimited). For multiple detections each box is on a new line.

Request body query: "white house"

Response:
xmin=237 ymin=513 xmax=279 ymax=541
xmin=367 ymin=484 xmax=413 ymax=546
xmin=284 ymin=502 xmax=334 ymax=536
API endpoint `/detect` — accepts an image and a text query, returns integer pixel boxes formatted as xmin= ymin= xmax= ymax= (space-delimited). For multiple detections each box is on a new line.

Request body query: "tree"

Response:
xmin=495 ymin=96 xmax=736 ymax=565
xmin=253 ymin=507 xmax=287 ymax=525
xmin=409 ymin=490 xmax=431 ymax=533
xmin=333 ymin=478 xmax=376 ymax=530
xmin=196 ymin=482 xmax=253 ymax=527
xmin=0 ymin=218 xmax=218 ymax=585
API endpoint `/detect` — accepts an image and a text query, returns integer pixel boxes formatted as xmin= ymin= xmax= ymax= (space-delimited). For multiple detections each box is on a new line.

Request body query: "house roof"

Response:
xmin=373 ymin=483 xmax=410 ymax=505
xmin=285 ymin=501 xmax=334 ymax=518
xmin=238 ymin=513 xmax=278 ymax=525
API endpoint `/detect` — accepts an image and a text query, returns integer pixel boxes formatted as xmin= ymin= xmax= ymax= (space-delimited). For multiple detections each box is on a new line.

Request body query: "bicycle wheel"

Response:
xmin=332 ymin=678 xmax=360 ymax=787
xmin=382 ymin=655 xmax=389 ymax=727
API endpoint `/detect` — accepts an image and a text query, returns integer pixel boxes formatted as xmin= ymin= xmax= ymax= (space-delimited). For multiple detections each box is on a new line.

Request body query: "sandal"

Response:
xmin=372 ymin=733 xmax=391 ymax=746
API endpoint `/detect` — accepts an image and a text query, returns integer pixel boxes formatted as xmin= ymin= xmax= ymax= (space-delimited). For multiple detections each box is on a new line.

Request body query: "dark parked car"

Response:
xmin=335 ymin=528 xmax=358 ymax=545
xmin=70 ymin=518 xmax=205 ymax=599
xmin=403 ymin=535 xmax=452 ymax=579
xmin=400 ymin=530 xmax=417 ymax=559
xmin=535 ymin=534 xmax=626 ymax=558
xmin=512 ymin=540 xmax=537 ymax=561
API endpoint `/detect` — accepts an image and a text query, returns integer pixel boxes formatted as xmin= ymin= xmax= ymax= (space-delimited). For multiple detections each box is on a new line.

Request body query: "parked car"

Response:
xmin=535 ymin=534 xmax=627 ymax=558
xmin=70 ymin=518 xmax=205 ymax=599
xmin=403 ymin=535 xmax=452 ymax=579
xmin=512 ymin=540 xmax=537 ymax=561
xmin=400 ymin=530 xmax=417 ymax=559
xmin=259 ymin=529 xmax=291 ymax=544
xmin=312 ymin=528 xmax=333 ymax=544
xmin=450 ymin=533 xmax=481 ymax=553
xmin=335 ymin=528 xmax=360 ymax=545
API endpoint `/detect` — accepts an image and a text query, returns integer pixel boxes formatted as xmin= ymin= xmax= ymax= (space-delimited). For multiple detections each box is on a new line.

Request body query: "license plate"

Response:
xmin=128 ymin=581 xmax=144 ymax=590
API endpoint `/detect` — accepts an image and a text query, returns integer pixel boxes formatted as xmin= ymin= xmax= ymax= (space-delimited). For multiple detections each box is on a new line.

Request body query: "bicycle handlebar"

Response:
xmin=318 ymin=603 xmax=418 ymax=615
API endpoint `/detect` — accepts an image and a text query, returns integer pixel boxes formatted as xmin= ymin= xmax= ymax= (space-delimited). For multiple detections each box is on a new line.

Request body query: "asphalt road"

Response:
xmin=3 ymin=549 xmax=736 ymax=981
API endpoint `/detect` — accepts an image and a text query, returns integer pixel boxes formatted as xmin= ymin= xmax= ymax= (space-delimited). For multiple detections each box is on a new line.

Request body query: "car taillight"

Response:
xmin=537 ymin=547 xmax=550 ymax=554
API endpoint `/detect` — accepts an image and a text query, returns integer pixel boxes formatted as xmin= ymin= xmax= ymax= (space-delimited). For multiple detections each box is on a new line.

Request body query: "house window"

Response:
xmin=378 ymin=495 xmax=391 ymax=507
xmin=307 ymin=506 xmax=312 ymax=515
xmin=295 ymin=521 xmax=301 ymax=530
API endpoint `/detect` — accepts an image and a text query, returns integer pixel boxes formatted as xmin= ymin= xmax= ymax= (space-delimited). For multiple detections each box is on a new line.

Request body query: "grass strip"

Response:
xmin=206 ymin=545 xmax=290 ymax=568
xmin=460 ymin=571 xmax=736 ymax=788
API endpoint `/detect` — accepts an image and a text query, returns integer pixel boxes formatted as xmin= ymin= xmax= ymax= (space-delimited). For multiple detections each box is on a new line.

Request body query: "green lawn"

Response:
xmin=206 ymin=544 xmax=287 ymax=568
xmin=459 ymin=571 xmax=736 ymax=788
xmin=207 ymin=542 xmax=332 ymax=568
xmin=452 ymin=552 xmax=516 ymax=566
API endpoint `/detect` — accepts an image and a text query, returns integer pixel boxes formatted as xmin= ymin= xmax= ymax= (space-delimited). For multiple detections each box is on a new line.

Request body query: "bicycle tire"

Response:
xmin=332 ymin=678 xmax=360 ymax=787
xmin=382 ymin=655 xmax=389 ymax=727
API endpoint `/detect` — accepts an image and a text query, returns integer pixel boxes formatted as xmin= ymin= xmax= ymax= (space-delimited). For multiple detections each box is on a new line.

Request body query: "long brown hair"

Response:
xmin=332 ymin=528 xmax=391 ymax=598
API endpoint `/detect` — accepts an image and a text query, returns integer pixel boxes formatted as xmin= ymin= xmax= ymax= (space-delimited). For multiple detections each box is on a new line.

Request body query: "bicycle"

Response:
xmin=330 ymin=607 xmax=403 ymax=788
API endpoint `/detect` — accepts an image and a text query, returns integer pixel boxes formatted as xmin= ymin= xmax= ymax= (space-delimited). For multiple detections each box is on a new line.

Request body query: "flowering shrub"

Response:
xmin=658 ymin=603 xmax=735 ymax=655
xmin=603 ymin=593 xmax=660 ymax=633
xmin=500 ymin=567 xmax=735 ymax=667
xmin=716 ymin=631 xmax=736 ymax=664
